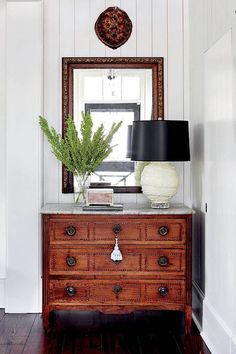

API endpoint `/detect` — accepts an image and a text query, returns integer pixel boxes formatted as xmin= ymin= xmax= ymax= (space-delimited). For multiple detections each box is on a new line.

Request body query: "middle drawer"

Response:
xmin=49 ymin=246 xmax=185 ymax=275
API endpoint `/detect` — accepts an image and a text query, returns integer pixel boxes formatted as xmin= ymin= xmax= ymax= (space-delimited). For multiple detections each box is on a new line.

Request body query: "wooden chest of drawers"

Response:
xmin=42 ymin=205 xmax=193 ymax=333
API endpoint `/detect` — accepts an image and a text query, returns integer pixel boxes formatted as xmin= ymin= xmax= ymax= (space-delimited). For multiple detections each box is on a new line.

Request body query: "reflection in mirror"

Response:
xmin=74 ymin=68 xmax=152 ymax=120
xmin=85 ymin=103 xmax=138 ymax=187
xmin=73 ymin=69 xmax=152 ymax=188
xmin=62 ymin=57 xmax=164 ymax=193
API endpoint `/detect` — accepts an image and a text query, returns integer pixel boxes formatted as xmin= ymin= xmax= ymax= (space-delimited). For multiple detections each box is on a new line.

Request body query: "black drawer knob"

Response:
xmin=112 ymin=224 xmax=122 ymax=234
xmin=158 ymin=286 xmax=169 ymax=297
xmin=66 ymin=286 xmax=76 ymax=297
xmin=159 ymin=226 xmax=168 ymax=236
xmin=113 ymin=284 xmax=122 ymax=295
xmin=66 ymin=256 xmax=77 ymax=267
xmin=65 ymin=226 xmax=76 ymax=236
xmin=158 ymin=256 xmax=169 ymax=266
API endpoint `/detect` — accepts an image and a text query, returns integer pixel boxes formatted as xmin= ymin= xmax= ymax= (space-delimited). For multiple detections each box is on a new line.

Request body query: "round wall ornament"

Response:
xmin=95 ymin=7 xmax=132 ymax=49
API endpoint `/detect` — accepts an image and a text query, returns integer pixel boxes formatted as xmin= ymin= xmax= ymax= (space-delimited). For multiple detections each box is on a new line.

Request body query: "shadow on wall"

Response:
xmin=191 ymin=123 xmax=205 ymax=328
xmin=192 ymin=209 xmax=205 ymax=329
xmin=192 ymin=119 xmax=236 ymax=329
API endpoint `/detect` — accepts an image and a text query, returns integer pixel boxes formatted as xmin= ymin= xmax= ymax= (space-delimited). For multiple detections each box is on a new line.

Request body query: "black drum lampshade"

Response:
xmin=131 ymin=120 xmax=190 ymax=162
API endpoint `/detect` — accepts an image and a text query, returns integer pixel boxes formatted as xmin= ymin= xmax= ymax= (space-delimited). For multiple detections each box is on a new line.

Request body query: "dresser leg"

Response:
xmin=185 ymin=306 xmax=192 ymax=334
xmin=42 ymin=305 xmax=50 ymax=332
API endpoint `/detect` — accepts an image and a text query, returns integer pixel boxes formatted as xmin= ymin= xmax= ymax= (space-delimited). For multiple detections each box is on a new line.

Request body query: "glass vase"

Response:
xmin=74 ymin=174 xmax=91 ymax=205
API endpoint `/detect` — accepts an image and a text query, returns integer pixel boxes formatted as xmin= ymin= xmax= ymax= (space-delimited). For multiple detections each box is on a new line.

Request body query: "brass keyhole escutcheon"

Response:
xmin=65 ymin=226 xmax=76 ymax=236
xmin=66 ymin=256 xmax=77 ymax=267
xmin=113 ymin=284 xmax=122 ymax=295
xmin=158 ymin=286 xmax=168 ymax=297
xmin=159 ymin=226 xmax=168 ymax=236
xmin=158 ymin=256 xmax=169 ymax=266
xmin=66 ymin=286 xmax=76 ymax=297
xmin=112 ymin=224 xmax=122 ymax=234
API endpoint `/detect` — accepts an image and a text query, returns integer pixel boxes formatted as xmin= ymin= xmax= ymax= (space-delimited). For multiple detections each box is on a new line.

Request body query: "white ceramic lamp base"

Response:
xmin=140 ymin=162 xmax=179 ymax=208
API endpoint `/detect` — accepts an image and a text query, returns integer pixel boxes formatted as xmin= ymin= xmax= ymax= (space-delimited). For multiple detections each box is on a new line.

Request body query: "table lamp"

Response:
xmin=131 ymin=120 xmax=190 ymax=208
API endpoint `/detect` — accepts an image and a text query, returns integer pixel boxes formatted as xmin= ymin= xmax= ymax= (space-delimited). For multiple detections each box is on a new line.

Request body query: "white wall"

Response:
xmin=0 ymin=0 xmax=7 ymax=307
xmin=189 ymin=1 xmax=236 ymax=353
xmin=0 ymin=0 xmax=189 ymax=312
xmin=43 ymin=0 xmax=187 ymax=206
xmin=0 ymin=0 xmax=43 ymax=312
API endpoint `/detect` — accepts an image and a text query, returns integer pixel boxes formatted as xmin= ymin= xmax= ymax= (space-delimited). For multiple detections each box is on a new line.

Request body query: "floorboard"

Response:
xmin=0 ymin=309 xmax=5 ymax=322
xmin=22 ymin=314 xmax=60 ymax=354
xmin=0 ymin=345 xmax=24 ymax=354
xmin=0 ymin=311 xmax=211 ymax=354
xmin=0 ymin=314 xmax=35 ymax=346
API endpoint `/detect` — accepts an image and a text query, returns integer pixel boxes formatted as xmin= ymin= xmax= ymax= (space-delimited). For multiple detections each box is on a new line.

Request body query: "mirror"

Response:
xmin=62 ymin=57 xmax=164 ymax=193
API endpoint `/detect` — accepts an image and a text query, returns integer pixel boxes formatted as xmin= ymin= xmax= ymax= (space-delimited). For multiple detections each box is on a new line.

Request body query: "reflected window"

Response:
xmin=85 ymin=103 xmax=140 ymax=187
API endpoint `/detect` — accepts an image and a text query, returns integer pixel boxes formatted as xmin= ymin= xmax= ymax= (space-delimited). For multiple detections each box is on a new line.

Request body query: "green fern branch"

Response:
xmin=39 ymin=112 xmax=122 ymax=177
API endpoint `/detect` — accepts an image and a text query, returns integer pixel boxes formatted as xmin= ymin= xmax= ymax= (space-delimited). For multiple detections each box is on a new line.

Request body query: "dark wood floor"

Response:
xmin=0 ymin=309 xmax=211 ymax=354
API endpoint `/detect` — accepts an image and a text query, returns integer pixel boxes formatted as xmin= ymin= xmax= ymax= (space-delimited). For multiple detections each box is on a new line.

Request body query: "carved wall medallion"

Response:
xmin=95 ymin=7 xmax=132 ymax=49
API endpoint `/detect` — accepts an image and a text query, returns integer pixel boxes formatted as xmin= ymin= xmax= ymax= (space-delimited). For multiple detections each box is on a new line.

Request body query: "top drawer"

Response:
xmin=45 ymin=215 xmax=186 ymax=244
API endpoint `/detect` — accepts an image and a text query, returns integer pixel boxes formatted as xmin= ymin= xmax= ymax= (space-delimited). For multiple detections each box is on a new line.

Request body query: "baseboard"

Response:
xmin=0 ymin=279 xmax=5 ymax=308
xmin=201 ymin=332 xmax=217 ymax=354
xmin=192 ymin=280 xmax=204 ymax=330
xmin=192 ymin=312 xmax=202 ymax=332
xmin=201 ymin=298 xmax=232 ymax=354
xmin=5 ymin=277 xmax=42 ymax=313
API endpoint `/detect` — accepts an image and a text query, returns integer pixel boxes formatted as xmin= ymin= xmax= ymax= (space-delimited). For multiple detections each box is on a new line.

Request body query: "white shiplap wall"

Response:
xmin=189 ymin=0 xmax=236 ymax=353
xmin=43 ymin=0 xmax=186 ymax=207
xmin=1 ymin=0 xmax=187 ymax=312
xmin=0 ymin=0 xmax=7 ymax=307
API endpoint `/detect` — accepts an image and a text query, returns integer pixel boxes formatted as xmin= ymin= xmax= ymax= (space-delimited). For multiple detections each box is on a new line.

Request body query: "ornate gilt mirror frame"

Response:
xmin=62 ymin=57 xmax=164 ymax=193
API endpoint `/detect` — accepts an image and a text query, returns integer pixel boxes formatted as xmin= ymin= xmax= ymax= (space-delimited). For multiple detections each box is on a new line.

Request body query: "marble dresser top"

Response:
xmin=40 ymin=203 xmax=194 ymax=215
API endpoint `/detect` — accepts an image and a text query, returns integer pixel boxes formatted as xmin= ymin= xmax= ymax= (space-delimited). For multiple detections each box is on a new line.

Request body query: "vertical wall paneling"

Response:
xmin=167 ymin=0 xmax=184 ymax=204
xmin=75 ymin=0 xmax=90 ymax=56
xmin=152 ymin=0 xmax=168 ymax=119
xmin=152 ymin=0 xmax=168 ymax=56
xmin=59 ymin=0 xmax=75 ymax=57
xmin=90 ymin=0 xmax=106 ymax=56
xmin=59 ymin=0 xmax=75 ymax=203
xmin=43 ymin=0 xmax=60 ymax=203
xmin=232 ymin=14 xmax=236 ymax=348
xmin=189 ymin=0 xmax=207 ymax=332
xmin=230 ymin=0 xmax=236 ymax=26
xmin=38 ymin=0 xmax=44 ymax=311
xmin=136 ymin=0 xmax=152 ymax=56
xmin=105 ymin=0 xmax=120 ymax=8
xmin=105 ymin=0 xmax=121 ymax=57
xmin=167 ymin=0 xmax=183 ymax=120
xmin=0 ymin=0 xmax=6 ymax=307
xmin=6 ymin=1 xmax=42 ymax=312
xmin=182 ymin=0 xmax=191 ymax=206
xmin=120 ymin=0 xmax=136 ymax=57
xmin=203 ymin=0 xmax=209 ymax=52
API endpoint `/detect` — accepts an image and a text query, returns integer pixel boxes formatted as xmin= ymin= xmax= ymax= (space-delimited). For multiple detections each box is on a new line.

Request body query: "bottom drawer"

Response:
xmin=48 ymin=280 xmax=185 ymax=305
